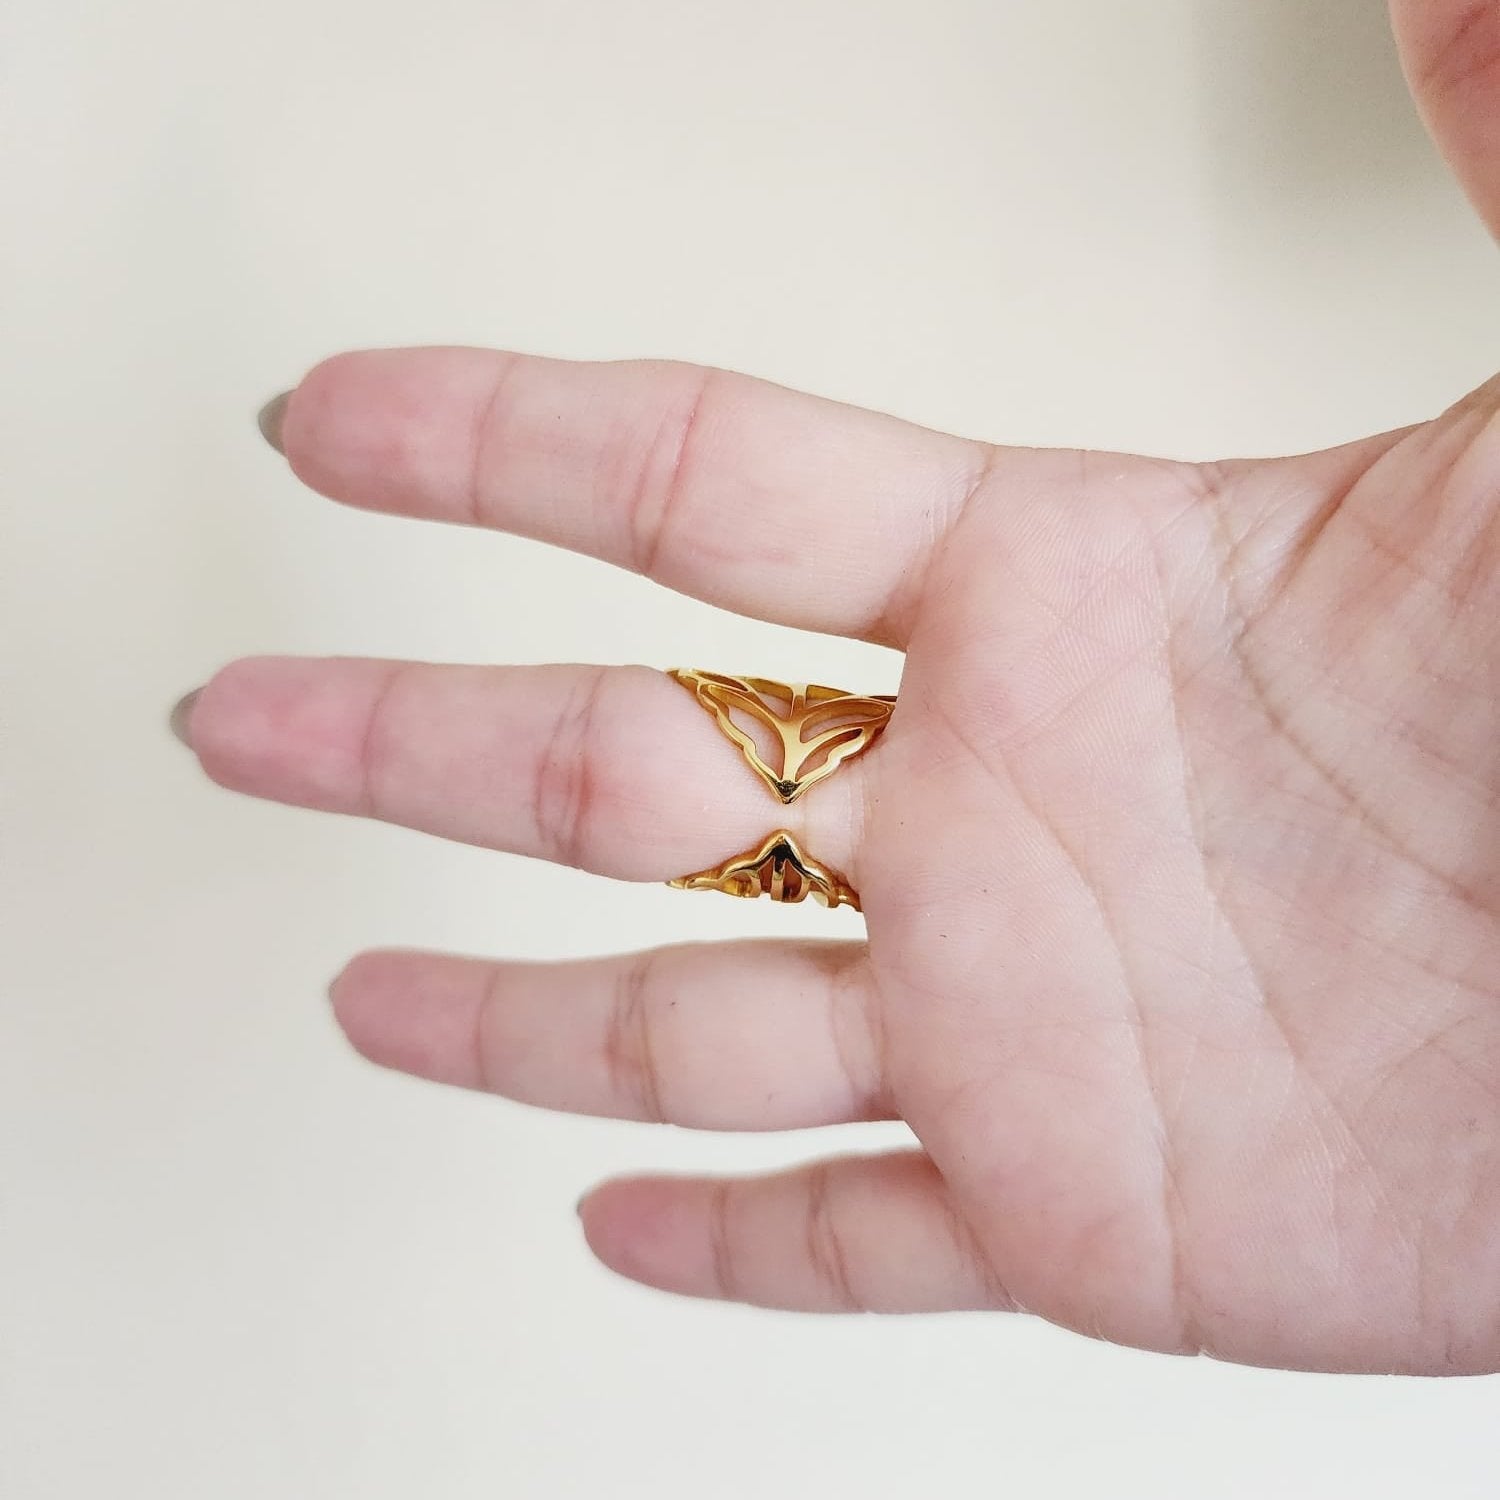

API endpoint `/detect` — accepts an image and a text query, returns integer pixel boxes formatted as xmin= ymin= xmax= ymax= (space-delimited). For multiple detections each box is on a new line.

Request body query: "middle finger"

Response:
xmin=182 ymin=656 xmax=871 ymax=886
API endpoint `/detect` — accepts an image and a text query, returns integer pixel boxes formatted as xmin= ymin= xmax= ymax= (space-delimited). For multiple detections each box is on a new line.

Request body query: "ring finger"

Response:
xmin=330 ymin=940 xmax=890 ymax=1130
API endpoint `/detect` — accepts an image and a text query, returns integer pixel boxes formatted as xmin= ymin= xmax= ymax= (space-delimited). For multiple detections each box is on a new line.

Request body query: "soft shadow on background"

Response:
xmin=1192 ymin=0 xmax=1438 ymax=205
xmin=1180 ymin=0 xmax=1496 ymax=455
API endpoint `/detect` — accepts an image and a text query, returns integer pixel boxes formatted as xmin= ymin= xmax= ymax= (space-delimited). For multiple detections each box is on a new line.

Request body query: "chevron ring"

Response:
xmin=666 ymin=670 xmax=894 ymax=911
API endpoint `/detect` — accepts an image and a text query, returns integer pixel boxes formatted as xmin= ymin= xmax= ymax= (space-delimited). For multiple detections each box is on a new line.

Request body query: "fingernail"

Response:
xmin=257 ymin=391 xmax=292 ymax=454
xmin=169 ymin=688 xmax=202 ymax=748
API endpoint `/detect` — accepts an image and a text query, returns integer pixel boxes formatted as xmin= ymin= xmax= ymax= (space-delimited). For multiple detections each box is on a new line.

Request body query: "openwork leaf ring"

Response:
xmin=668 ymin=670 xmax=895 ymax=804
xmin=666 ymin=670 xmax=894 ymax=911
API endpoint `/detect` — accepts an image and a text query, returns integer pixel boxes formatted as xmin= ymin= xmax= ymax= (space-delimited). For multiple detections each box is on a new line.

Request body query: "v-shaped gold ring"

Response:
xmin=669 ymin=670 xmax=895 ymax=804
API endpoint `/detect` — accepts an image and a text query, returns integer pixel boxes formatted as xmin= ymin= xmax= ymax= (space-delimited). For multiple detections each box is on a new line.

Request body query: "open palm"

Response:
xmin=181 ymin=1 xmax=1500 ymax=1373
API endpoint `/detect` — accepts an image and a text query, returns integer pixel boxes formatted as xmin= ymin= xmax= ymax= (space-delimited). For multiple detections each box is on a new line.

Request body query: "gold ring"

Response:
xmin=666 ymin=671 xmax=894 ymax=911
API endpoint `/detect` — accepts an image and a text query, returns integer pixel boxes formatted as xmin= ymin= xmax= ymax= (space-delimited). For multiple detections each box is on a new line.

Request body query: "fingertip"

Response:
xmin=326 ymin=948 xmax=388 ymax=1022
xmin=576 ymin=1176 xmax=700 ymax=1293
xmin=326 ymin=956 xmax=378 ymax=1059
xmin=186 ymin=655 xmax=389 ymax=810
xmin=186 ymin=656 xmax=291 ymax=784
xmin=327 ymin=949 xmax=488 ymax=1089
xmin=276 ymin=346 xmax=496 ymax=514
xmin=575 ymin=1177 xmax=634 ymax=1272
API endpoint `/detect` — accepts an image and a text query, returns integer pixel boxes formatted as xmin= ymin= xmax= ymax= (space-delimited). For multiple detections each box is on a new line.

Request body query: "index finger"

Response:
xmin=268 ymin=346 xmax=997 ymax=645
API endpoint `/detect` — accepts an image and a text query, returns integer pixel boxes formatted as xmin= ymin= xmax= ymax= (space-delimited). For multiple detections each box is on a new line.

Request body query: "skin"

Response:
xmin=178 ymin=1 xmax=1500 ymax=1374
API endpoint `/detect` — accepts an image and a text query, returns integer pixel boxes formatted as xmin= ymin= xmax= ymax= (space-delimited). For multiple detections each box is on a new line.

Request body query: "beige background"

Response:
xmin=6 ymin=0 xmax=1500 ymax=1494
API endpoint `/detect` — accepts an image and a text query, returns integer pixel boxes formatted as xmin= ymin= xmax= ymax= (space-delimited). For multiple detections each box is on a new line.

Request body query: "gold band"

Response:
xmin=668 ymin=670 xmax=895 ymax=803
xmin=667 ymin=670 xmax=893 ymax=910
xmin=669 ymin=829 xmax=861 ymax=910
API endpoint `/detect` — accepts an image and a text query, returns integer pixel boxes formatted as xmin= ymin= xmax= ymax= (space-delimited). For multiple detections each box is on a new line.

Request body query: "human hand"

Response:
xmin=175 ymin=0 xmax=1500 ymax=1374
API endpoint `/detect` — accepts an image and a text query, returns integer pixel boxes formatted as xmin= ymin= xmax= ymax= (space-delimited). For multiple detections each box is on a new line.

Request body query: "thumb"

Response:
xmin=1391 ymin=0 xmax=1500 ymax=237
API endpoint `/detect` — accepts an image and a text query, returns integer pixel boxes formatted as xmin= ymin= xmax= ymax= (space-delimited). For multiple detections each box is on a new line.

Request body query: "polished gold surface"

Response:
xmin=669 ymin=670 xmax=894 ymax=804
xmin=667 ymin=669 xmax=893 ymax=910
xmin=669 ymin=829 xmax=861 ymax=910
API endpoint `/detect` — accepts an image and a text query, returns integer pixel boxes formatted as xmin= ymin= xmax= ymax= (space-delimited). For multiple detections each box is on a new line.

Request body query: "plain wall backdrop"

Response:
xmin=5 ymin=0 xmax=1500 ymax=1495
